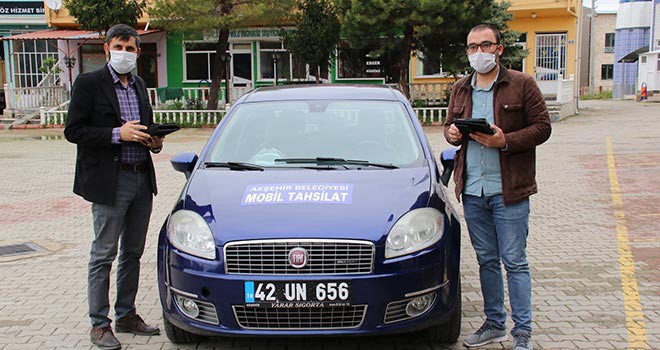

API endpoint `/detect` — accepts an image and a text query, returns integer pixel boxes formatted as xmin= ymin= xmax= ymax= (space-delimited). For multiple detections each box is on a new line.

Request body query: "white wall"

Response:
xmin=616 ymin=1 xmax=653 ymax=29
xmin=57 ymin=31 xmax=167 ymax=89
xmin=638 ymin=52 xmax=660 ymax=90
xmin=140 ymin=31 xmax=166 ymax=87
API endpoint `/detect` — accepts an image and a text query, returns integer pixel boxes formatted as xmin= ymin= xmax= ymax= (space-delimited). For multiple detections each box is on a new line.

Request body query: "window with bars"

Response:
xmin=535 ymin=33 xmax=567 ymax=81
xmin=604 ymin=33 xmax=615 ymax=53
xmin=11 ymin=39 xmax=59 ymax=88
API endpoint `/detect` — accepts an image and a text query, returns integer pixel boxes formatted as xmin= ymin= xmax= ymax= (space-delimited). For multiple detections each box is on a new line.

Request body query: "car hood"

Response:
xmin=182 ymin=167 xmax=432 ymax=244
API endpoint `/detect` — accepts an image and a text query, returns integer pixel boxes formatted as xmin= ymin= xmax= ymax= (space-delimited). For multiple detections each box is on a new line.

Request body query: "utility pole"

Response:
xmin=589 ymin=0 xmax=596 ymax=95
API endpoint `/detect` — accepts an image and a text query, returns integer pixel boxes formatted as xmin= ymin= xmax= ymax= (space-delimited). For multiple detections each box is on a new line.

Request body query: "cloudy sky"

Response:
xmin=583 ymin=0 xmax=619 ymax=12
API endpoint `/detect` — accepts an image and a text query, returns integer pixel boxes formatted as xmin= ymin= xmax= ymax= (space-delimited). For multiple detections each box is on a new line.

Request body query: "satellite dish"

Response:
xmin=45 ymin=0 xmax=62 ymax=11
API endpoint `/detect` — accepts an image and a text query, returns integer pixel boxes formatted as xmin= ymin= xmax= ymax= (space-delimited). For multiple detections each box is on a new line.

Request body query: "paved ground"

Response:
xmin=0 ymin=99 xmax=658 ymax=350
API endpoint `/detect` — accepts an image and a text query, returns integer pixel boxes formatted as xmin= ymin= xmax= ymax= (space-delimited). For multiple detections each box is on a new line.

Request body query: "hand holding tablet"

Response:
xmin=453 ymin=118 xmax=495 ymax=137
xmin=145 ymin=123 xmax=181 ymax=137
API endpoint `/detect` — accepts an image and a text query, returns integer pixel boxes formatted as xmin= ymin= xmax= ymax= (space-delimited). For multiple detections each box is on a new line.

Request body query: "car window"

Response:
xmin=207 ymin=100 xmax=424 ymax=167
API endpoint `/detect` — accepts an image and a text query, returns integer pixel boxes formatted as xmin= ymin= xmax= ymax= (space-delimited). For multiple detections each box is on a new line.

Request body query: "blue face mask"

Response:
xmin=468 ymin=52 xmax=497 ymax=74
xmin=109 ymin=50 xmax=137 ymax=74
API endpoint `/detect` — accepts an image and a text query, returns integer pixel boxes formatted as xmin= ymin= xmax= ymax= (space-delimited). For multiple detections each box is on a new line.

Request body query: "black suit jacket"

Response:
xmin=64 ymin=65 xmax=157 ymax=205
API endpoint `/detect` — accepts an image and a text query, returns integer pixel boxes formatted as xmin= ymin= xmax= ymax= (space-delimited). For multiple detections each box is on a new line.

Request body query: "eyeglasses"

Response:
xmin=466 ymin=41 xmax=499 ymax=53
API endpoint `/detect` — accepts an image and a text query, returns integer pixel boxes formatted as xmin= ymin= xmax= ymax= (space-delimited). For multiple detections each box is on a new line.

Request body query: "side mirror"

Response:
xmin=440 ymin=147 xmax=458 ymax=186
xmin=171 ymin=152 xmax=198 ymax=179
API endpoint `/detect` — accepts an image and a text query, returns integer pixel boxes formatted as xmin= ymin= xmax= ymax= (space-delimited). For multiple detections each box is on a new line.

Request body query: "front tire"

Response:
xmin=162 ymin=312 xmax=203 ymax=344
xmin=420 ymin=283 xmax=461 ymax=343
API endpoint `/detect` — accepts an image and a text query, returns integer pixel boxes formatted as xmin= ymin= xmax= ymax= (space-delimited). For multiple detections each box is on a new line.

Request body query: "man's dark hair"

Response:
xmin=469 ymin=23 xmax=501 ymax=43
xmin=105 ymin=24 xmax=140 ymax=47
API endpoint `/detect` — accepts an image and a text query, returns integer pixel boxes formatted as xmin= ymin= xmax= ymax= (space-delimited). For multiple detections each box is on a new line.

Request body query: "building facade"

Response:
xmin=637 ymin=0 xmax=660 ymax=93
xmin=591 ymin=9 xmax=617 ymax=93
xmin=1 ymin=0 xmax=51 ymax=116
xmin=411 ymin=0 xmax=583 ymax=102
xmin=613 ymin=0 xmax=653 ymax=98
xmin=1 ymin=0 xmax=48 ymax=87
xmin=3 ymin=0 xmax=586 ymax=113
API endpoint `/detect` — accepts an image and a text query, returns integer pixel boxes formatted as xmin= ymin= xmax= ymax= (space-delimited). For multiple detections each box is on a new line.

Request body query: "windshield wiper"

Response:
xmin=204 ymin=162 xmax=264 ymax=171
xmin=274 ymin=157 xmax=398 ymax=169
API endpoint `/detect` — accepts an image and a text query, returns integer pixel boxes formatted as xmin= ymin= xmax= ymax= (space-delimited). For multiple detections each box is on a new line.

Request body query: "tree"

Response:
xmin=419 ymin=1 xmax=527 ymax=76
xmin=64 ymin=0 xmax=146 ymax=34
xmin=150 ymin=0 xmax=295 ymax=109
xmin=283 ymin=0 xmax=340 ymax=84
xmin=334 ymin=0 xmax=522 ymax=97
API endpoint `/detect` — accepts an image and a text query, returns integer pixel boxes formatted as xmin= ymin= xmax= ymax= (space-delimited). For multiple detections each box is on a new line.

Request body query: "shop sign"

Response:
xmin=365 ymin=59 xmax=381 ymax=74
xmin=205 ymin=28 xmax=294 ymax=42
xmin=0 ymin=1 xmax=45 ymax=16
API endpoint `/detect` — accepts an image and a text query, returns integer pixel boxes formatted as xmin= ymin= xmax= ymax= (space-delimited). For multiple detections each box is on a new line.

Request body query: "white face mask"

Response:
xmin=108 ymin=50 xmax=137 ymax=74
xmin=468 ymin=52 xmax=497 ymax=74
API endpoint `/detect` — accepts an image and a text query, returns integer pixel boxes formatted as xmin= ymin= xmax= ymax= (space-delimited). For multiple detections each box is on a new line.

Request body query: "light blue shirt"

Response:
xmin=464 ymin=70 xmax=502 ymax=197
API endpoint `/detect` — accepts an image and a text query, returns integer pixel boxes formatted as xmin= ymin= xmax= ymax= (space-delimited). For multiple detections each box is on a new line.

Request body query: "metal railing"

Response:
xmin=416 ymin=107 xmax=449 ymax=125
xmin=147 ymin=86 xmax=252 ymax=107
xmin=4 ymin=84 xmax=69 ymax=110
xmin=408 ymin=83 xmax=452 ymax=105
xmin=153 ymin=109 xmax=226 ymax=125
xmin=40 ymin=108 xmax=227 ymax=126
xmin=39 ymin=107 xmax=444 ymax=127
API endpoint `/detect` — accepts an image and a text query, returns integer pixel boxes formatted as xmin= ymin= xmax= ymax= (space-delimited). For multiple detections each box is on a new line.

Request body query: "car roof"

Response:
xmin=239 ymin=84 xmax=406 ymax=103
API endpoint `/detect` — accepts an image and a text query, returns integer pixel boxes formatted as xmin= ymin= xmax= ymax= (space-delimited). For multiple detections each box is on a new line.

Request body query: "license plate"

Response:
xmin=244 ymin=281 xmax=351 ymax=307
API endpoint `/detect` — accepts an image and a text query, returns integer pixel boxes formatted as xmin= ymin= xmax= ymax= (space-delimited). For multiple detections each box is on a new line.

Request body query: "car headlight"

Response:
xmin=167 ymin=210 xmax=216 ymax=260
xmin=385 ymin=208 xmax=444 ymax=258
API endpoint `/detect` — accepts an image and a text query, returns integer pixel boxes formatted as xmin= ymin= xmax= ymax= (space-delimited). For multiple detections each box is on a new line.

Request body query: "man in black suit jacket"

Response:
xmin=64 ymin=24 xmax=162 ymax=350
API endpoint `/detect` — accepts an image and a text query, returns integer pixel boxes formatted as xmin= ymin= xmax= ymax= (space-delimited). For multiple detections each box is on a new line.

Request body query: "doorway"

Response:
xmin=535 ymin=33 xmax=567 ymax=95
xmin=138 ymin=43 xmax=158 ymax=88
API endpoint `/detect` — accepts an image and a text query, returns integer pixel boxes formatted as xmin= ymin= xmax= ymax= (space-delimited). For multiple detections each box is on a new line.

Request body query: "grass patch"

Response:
xmin=580 ymin=90 xmax=612 ymax=100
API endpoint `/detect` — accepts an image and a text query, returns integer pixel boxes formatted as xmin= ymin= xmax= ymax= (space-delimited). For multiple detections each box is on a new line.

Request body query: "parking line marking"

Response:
xmin=606 ymin=137 xmax=649 ymax=349
xmin=632 ymin=238 xmax=660 ymax=243
xmin=615 ymin=162 xmax=660 ymax=167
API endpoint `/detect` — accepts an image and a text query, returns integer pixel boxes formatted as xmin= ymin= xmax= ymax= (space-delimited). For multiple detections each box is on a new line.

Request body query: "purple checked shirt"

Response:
xmin=109 ymin=65 xmax=147 ymax=164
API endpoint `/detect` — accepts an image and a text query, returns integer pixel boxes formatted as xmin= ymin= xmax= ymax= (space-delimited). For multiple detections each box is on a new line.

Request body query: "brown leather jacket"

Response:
xmin=444 ymin=65 xmax=552 ymax=205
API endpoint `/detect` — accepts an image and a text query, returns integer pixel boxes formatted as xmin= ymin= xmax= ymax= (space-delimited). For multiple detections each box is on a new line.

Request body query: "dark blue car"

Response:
xmin=157 ymin=85 xmax=462 ymax=344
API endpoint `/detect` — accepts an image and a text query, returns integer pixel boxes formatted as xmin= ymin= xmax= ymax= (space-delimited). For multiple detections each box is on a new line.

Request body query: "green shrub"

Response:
xmin=580 ymin=90 xmax=612 ymax=100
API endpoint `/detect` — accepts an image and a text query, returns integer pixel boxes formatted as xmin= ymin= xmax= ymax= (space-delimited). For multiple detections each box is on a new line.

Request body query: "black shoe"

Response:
xmin=90 ymin=325 xmax=121 ymax=350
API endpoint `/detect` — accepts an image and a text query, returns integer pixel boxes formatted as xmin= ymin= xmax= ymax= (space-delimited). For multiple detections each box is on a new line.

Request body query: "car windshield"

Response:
xmin=206 ymin=100 xmax=425 ymax=168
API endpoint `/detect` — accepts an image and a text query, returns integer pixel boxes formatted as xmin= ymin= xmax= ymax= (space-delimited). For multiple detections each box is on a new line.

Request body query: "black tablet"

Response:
xmin=454 ymin=118 xmax=495 ymax=136
xmin=146 ymin=123 xmax=181 ymax=137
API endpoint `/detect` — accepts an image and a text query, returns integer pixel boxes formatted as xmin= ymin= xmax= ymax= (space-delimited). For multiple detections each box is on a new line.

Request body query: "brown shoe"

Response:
xmin=115 ymin=313 xmax=160 ymax=336
xmin=90 ymin=325 xmax=121 ymax=350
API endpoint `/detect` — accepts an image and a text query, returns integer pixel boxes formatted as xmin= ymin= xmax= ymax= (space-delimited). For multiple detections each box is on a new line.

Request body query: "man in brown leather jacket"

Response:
xmin=444 ymin=24 xmax=551 ymax=350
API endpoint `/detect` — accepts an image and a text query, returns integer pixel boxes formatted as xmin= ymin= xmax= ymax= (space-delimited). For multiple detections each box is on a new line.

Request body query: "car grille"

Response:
xmin=224 ymin=239 xmax=374 ymax=275
xmin=233 ymin=305 xmax=367 ymax=330
xmin=384 ymin=299 xmax=412 ymax=324
xmin=193 ymin=300 xmax=220 ymax=324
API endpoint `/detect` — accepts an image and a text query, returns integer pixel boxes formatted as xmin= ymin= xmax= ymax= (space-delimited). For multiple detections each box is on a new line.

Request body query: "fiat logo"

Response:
xmin=288 ymin=247 xmax=308 ymax=269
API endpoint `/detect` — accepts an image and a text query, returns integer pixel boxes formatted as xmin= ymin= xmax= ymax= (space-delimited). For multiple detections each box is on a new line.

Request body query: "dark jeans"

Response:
xmin=462 ymin=194 xmax=532 ymax=336
xmin=88 ymin=169 xmax=152 ymax=327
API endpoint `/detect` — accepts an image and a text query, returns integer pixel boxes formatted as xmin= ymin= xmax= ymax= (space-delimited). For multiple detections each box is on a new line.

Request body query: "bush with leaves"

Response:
xmin=64 ymin=0 xmax=146 ymax=35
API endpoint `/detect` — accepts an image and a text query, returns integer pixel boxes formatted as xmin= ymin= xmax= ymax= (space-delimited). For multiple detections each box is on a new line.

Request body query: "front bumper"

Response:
xmin=158 ymin=243 xmax=459 ymax=337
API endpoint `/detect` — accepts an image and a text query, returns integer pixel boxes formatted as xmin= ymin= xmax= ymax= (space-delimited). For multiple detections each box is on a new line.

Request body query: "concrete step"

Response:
xmin=0 ymin=114 xmax=41 ymax=126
